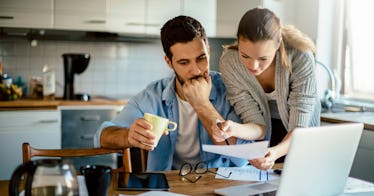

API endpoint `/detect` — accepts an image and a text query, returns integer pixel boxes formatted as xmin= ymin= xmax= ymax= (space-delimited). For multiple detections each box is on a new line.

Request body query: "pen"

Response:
xmin=216 ymin=118 xmax=231 ymax=145
xmin=266 ymin=170 xmax=269 ymax=181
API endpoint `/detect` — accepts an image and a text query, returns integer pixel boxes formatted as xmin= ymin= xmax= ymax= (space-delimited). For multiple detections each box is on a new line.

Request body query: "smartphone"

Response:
xmin=117 ymin=172 xmax=170 ymax=191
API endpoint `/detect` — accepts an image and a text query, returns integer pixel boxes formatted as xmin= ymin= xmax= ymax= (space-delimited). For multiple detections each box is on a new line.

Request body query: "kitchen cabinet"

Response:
xmin=54 ymin=0 xmax=107 ymax=31
xmin=0 ymin=110 xmax=61 ymax=180
xmin=182 ymin=0 xmax=216 ymax=37
xmin=60 ymin=106 xmax=122 ymax=170
xmin=0 ymin=0 xmax=53 ymax=29
xmin=349 ymin=129 xmax=374 ymax=182
xmin=107 ymin=0 xmax=146 ymax=34
xmin=215 ymin=0 xmax=262 ymax=38
xmin=91 ymin=0 xmax=181 ymax=35
xmin=145 ymin=0 xmax=181 ymax=35
xmin=0 ymin=0 xmax=293 ymax=38
xmin=0 ymin=0 xmax=264 ymax=38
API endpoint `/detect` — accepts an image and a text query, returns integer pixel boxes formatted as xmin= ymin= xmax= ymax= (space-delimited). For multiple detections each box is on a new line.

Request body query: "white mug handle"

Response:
xmin=167 ymin=121 xmax=177 ymax=131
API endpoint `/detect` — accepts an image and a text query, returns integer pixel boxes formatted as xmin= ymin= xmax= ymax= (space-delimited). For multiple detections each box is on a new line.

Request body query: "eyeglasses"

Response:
xmin=178 ymin=162 xmax=232 ymax=183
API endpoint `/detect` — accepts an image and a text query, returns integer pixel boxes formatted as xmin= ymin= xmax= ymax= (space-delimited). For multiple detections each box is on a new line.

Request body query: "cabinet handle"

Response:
xmin=39 ymin=119 xmax=59 ymax=123
xmin=127 ymin=22 xmax=160 ymax=27
xmin=0 ymin=16 xmax=14 ymax=20
xmin=80 ymin=116 xmax=100 ymax=121
xmin=80 ymin=134 xmax=94 ymax=140
xmin=85 ymin=20 xmax=106 ymax=24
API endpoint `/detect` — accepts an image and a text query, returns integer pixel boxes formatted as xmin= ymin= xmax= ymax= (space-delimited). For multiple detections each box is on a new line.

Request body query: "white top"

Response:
xmin=172 ymin=95 xmax=200 ymax=169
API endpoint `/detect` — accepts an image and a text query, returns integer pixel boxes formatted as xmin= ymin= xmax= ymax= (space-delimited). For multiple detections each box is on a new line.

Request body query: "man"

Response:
xmin=94 ymin=15 xmax=250 ymax=171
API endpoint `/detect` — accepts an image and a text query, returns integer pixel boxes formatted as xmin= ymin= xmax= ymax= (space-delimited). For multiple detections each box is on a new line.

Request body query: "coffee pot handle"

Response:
xmin=8 ymin=161 xmax=37 ymax=196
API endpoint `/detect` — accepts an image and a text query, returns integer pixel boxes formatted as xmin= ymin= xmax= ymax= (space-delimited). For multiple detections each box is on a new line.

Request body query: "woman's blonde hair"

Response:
xmin=225 ymin=7 xmax=315 ymax=72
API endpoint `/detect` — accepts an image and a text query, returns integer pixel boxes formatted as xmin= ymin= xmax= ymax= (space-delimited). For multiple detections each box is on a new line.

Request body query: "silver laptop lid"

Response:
xmin=277 ymin=123 xmax=363 ymax=196
xmin=214 ymin=123 xmax=364 ymax=196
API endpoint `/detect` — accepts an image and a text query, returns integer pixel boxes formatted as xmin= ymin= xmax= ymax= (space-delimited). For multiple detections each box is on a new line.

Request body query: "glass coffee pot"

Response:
xmin=9 ymin=159 xmax=79 ymax=196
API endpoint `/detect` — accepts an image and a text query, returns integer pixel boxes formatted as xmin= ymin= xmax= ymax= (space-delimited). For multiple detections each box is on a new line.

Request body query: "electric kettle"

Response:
xmin=9 ymin=159 xmax=79 ymax=196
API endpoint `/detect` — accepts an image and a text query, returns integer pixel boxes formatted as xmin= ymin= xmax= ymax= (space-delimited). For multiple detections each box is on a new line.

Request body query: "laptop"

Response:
xmin=215 ymin=123 xmax=364 ymax=196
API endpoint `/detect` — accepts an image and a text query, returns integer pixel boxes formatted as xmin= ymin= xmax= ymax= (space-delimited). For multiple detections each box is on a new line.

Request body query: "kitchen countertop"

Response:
xmin=2 ymin=99 xmax=372 ymax=131
xmin=321 ymin=112 xmax=374 ymax=131
xmin=0 ymin=97 xmax=127 ymax=110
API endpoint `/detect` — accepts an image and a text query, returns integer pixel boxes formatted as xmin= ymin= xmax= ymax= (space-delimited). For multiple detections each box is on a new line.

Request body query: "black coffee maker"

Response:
xmin=62 ymin=53 xmax=90 ymax=100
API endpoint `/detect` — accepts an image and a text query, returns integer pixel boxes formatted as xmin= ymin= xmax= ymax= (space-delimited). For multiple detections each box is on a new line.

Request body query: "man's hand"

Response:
xmin=182 ymin=72 xmax=212 ymax=107
xmin=127 ymin=118 xmax=157 ymax=151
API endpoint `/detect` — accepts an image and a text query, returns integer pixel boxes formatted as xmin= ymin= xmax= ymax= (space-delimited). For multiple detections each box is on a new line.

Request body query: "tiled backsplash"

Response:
xmin=0 ymin=39 xmax=167 ymax=99
xmin=0 ymin=38 xmax=234 ymax=99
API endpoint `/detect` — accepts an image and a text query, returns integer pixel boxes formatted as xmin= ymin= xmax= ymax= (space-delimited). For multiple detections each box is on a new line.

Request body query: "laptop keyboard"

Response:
xmin=253 ymin=191 xmax=277 ymax=196
xmin=249 ymin=183 xmax=278 ymax=191
xmin=248 ymin=182 xmax=279 ymax=196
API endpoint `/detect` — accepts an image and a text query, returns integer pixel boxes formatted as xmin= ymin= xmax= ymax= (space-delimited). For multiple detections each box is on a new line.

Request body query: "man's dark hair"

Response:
xmin=160 ymin=15 xmax=208 ymax=61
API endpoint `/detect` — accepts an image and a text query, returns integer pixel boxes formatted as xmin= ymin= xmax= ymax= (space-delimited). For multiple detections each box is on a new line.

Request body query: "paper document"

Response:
xmin=216 ymin=165 xmax=280 ymax=181
xmin=202 ymin=141 xmax=268 ymax=160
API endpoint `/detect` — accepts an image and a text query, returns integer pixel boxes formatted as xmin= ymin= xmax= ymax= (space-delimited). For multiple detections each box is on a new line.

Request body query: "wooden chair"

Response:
xmin=22 ymin=142 xmax=133 ymax=173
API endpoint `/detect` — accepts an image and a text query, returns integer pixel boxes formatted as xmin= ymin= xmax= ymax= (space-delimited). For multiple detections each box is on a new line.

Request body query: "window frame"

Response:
xmin=340 ymin=0 xmax=374 ymax=102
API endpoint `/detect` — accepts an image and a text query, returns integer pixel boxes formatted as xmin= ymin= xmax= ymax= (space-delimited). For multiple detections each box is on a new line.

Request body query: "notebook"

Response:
xmin=215 ymin=123 xmax=364 ymax=196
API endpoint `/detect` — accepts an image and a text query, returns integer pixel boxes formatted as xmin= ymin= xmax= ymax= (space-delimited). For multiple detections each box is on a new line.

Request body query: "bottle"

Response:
xmin=2 ymin=73 xmax=12 ymax=88
xmin=42 ymin=65 xmax=55 ymax=100
xmin=0 ymin=63 xmax=3 ymax=81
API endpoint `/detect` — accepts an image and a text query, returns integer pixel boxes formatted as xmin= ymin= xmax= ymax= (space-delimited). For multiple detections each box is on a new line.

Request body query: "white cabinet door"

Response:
xmin=0 ymin=0 xmax=53 ymax=28
xmin=54 ymin=0 xmax=107 ymax=31
xmin=107 ymin=0 xmax=146 ymax=34
xmin=145 ymin=0 xmax=181 ymax=35
xmin=349 ymin=129 xmax=374 ymax=182
xmin=182 ymin=0 xmax=216 ymax=37
xmin=216 ymin=0 xmax=262 ymax=38
xmin=0 ymin=110 xmax=61 ymax=180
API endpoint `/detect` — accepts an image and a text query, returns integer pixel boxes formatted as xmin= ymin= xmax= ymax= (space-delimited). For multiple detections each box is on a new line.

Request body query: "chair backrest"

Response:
xmin=22 ymin=143 xmax=133 ymax=173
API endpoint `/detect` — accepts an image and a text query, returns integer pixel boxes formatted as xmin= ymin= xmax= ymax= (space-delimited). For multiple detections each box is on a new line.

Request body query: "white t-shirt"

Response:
xmin=172 ymin=95 xmax=200 ymax=170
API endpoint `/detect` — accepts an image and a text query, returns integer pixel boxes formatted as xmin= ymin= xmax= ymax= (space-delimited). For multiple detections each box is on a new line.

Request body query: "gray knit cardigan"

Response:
xmin=219 ymin=48 xmax=321 ymax=140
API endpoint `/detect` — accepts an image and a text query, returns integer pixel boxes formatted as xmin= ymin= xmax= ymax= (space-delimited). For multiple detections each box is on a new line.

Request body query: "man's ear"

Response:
xmin=164 ymin=55 xmax=173 ymax=69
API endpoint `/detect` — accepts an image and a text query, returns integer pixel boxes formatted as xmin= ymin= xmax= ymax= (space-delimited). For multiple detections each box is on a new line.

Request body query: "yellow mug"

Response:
xmin=143 ymin=113 xmax=177 ymax=147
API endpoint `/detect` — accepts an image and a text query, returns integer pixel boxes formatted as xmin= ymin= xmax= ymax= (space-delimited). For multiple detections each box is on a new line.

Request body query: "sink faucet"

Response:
xmin=316 ymin=60 xmax=340 ymax=110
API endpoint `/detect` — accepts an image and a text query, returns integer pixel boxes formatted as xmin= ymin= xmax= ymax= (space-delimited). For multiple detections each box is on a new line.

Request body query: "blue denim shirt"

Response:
xmin=94 ymin=71 xmax=251 ymax=171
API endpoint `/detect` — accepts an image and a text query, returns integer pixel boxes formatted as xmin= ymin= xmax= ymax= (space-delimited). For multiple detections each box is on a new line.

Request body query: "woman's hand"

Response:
xmin=211 ymin=119 xmax=233 ymax=142
xmin=249 ymin=147 xmax=277 ymax=170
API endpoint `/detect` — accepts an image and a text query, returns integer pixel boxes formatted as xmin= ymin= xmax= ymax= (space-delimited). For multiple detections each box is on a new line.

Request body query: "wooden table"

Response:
xmin=110 ymin=170 xmax=253 ymax=195
xmin=0 ymin=169 xmax=256 ymax=196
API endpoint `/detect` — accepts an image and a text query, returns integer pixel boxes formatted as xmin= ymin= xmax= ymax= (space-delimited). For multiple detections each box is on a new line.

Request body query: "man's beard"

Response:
xmin=174 ymin=71 xmax=204 ymax=86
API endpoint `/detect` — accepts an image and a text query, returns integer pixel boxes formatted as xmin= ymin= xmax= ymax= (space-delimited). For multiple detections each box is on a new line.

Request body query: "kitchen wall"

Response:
xmin=0 ymin=38 xmax=234 ymax=99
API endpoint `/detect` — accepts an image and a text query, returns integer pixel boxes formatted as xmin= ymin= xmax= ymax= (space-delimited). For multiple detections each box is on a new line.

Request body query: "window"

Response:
xmin=342 ymin=0 xmax=374 ymax=101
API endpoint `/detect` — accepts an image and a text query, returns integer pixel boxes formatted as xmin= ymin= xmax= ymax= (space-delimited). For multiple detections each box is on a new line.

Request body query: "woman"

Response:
xmin=214 ymin=7 xmax=321 ymax=170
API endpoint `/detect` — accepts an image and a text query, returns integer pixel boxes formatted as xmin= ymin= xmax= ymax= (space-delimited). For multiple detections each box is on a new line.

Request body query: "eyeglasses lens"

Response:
xmin=180 ymin=163 xmax=192 ymax=176
xmin=195 ymin=162 xmax=208 ymax=174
